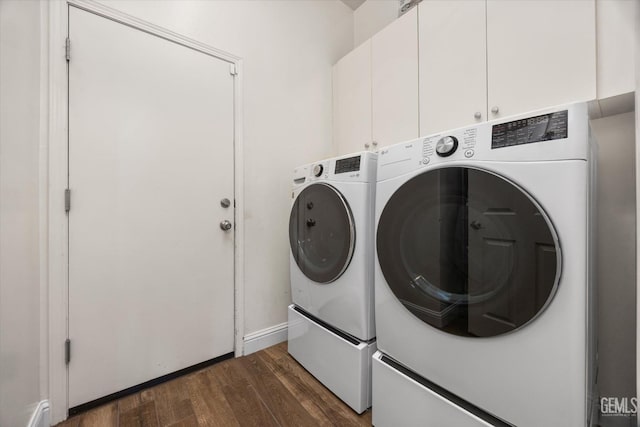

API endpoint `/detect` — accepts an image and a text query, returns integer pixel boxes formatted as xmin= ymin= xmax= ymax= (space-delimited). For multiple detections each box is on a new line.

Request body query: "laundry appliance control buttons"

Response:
xmin=435 ymin=136 xmax=458 ymax=157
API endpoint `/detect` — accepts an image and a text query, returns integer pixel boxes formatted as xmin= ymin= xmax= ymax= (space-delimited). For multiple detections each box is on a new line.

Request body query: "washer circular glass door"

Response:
xmin=377 ymin=166 xmax=561 ymax=337
xmin=290 ymin=183 xmax=355 ymax=284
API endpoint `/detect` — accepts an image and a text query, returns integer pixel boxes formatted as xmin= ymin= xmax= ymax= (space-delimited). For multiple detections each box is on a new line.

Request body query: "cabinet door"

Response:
xmin=596 ymin=0 xmax=636 ymax=99
xmin=418 ymin=1 xmax=487 ymax=136
xmin=487 ymin=0 xmax=596 ymax=119
xmin=333 ymin=40 xmax=372 ymax=155
xmin=372 ymin=7 xmax=419 ymax=146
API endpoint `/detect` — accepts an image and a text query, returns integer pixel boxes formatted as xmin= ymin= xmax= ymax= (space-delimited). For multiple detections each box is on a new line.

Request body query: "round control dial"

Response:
xmin=435 ymin=136 xmax=458 ymax=157
xmin=312 ymin=164 xmax=324 ymax=177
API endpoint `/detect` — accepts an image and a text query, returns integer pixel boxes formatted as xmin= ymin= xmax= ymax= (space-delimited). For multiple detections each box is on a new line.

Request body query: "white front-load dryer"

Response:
xmin=372 ymin=103 xmax=597 ymax=426
xmin=288 ymin=151 xmax=377 ymax=413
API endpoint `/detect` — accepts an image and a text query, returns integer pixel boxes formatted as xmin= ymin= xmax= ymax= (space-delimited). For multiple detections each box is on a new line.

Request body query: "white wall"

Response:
xmin=354 ymin=0 xmax=398 ymax=47
xmin=0 ymin=1 xmax=44 ymax=426
xmin=94 ymin=0 xmax=354 ymax=337
xmin=591 ymin=112 xmax=637 ymax=426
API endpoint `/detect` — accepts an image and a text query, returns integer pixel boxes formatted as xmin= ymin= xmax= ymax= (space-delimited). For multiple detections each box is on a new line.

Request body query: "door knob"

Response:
xmin=491 ymin=106 xmax=499 ymax=115
xmin=220 ymin=198 xmax=231 ymax=208
xmin=220 ymin=220 xmax=233 ymax=231
xmin=474 ymin=111 xmax=482 ymax=120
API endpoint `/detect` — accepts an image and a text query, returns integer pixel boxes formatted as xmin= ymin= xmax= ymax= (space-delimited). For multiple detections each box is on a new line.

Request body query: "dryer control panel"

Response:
xmin=376 ymin=103 xmax=589 ymax=182
xmin=491 ymin=110 xmax=568 ymax=149
xmin=420 ymin=127 xmax=478 ymax=165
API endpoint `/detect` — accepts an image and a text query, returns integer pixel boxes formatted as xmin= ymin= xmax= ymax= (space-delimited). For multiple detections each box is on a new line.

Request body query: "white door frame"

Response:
xmin=46 ymin=0 xmax=245 ymax=423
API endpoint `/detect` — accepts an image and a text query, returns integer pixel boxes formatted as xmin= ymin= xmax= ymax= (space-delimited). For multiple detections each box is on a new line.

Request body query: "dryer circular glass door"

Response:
xmin=290 ymin=183 xmax=355 ymax=284
xmin=377 ymin=166 xmax=561 ymax=337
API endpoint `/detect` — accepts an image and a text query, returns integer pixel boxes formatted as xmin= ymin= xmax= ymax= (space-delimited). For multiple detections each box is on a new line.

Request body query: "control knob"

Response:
xmin=312 ymin=164 xmax=324 ymax=177
xmin=435 ymin=136 xmax=458 ymax=157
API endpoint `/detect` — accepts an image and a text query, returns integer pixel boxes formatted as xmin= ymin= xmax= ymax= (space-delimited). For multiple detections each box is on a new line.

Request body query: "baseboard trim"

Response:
xmin=28 ymin=400 xmax=50 ymax=427
xmin=243 ymin=322 xmax=288 ymax=355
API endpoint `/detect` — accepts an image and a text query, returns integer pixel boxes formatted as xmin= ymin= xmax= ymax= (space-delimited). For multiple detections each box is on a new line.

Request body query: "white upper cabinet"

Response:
xmin=418 ymin=1 xmax=487 ymax=135
xmin=334 ymin=0 xmax=626 ymax=152
xmin=333 ymin=40 xmax=372 ymax=156
xmin=372 ymin=7 xmax=419 ymax=146
xmin=486 ymin=0 xmax=596 ymax=120
xmin=596 ymin=0 xmax=636 ymax=99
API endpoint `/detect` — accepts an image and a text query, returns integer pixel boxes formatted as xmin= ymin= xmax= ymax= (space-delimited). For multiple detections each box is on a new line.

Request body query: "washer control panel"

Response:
xmin=294 ymin=152 xmax=375 ymax=185
xmin=312 ymin=164 xmax=324 ymax=177
xmin=334 ymin=155 xmax=361 ymax=174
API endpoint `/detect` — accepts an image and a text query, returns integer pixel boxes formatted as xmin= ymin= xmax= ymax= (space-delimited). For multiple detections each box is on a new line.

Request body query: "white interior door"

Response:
xmin=68 ymin=7 xmax=235 ymax=408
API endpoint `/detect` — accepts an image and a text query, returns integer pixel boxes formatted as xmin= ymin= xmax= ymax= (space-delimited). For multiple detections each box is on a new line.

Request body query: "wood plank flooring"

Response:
xmin=55 ymin=342 xmax=372 ymax=427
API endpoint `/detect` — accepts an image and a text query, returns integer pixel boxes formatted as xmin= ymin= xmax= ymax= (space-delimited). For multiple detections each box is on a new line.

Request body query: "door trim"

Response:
xmin=46 ymin=1 xmax=245 ymax=423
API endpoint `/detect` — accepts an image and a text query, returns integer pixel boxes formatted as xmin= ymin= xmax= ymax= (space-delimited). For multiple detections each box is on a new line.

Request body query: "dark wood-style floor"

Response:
xmin=55 ymin=342 xmax=372 ymax=427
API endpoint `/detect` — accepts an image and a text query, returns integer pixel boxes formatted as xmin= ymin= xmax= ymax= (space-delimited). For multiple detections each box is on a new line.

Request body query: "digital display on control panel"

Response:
xmin=335 ymin=155 xmax=361 ymax=174
xmin=491 ymin=110 xmax=568 ymax=149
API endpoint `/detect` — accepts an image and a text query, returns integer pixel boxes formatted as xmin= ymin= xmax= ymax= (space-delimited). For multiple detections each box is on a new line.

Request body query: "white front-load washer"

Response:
xmin=372 ymin=103 xmax=597 ymax=426
xmin=288 ymin=151 xmax=377 ymax=413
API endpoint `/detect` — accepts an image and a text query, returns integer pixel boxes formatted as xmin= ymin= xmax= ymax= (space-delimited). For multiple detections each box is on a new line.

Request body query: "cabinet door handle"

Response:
xmin=474 ymin=111 xmax=482 ymax=120
xmin=491 ymin=106 xmax=500 ymax=115
xmin=364 ymin=142 xmax=370 ymax=149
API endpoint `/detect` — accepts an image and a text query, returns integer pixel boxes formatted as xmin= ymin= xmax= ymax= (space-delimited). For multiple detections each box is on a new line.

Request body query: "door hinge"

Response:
xmin=65 ymin=339 xmax=71 ymax=365
xmin=65 ymin=188 xmax=71 ymax=213
xmin=65 ymin=37 xmax=71 ymax=61
xmin=229 ymin=63 xmax=237 ymax=76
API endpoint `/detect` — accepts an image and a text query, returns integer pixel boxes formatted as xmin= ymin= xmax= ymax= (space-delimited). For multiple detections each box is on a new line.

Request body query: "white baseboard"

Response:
xmin=27 ymin=400 xmax=50 ymax=427
xmin=243 ymin=322 xmax=288 ymax=355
